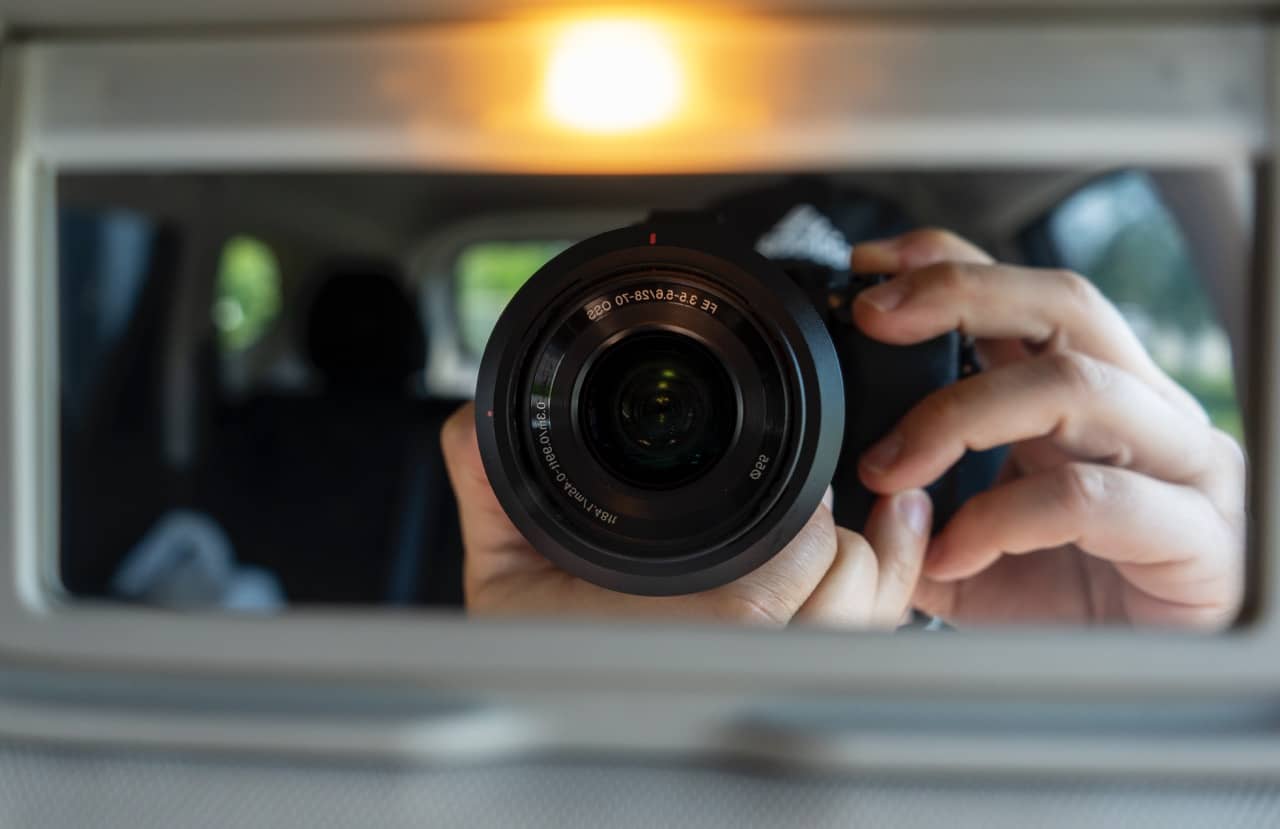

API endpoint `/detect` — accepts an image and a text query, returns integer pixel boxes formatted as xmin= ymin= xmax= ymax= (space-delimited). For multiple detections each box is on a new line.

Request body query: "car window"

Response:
xmin=214 ymin=234 xmax=283 ymax=354
xmin=455 ymin=240 xmax=572 ymax=355
xmin=1021 ymin=171 xmax=1242 ymax=439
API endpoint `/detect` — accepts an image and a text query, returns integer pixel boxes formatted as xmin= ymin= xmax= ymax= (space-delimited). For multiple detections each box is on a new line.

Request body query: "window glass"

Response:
xmin=1026 ymin=171 xmax=1241 ymax=438
xmin=455 ymin=240 xmax=571 ymax=354
xmin=214 ymin=235 xmax=283 ymax=353
xmin=57 ymin=207 xmax=157 ymax=425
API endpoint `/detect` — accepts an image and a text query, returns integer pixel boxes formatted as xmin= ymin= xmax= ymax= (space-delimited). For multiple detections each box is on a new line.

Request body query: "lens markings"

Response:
xmin=532 ymin=398 xmax=620 ymax=526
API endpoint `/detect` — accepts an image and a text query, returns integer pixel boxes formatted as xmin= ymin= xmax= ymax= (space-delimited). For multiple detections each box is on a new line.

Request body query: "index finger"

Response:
xmin=851 ymin=227 xmax=993 ymax=273
xmin=852 ymin=259 xmax=1205 ymax=419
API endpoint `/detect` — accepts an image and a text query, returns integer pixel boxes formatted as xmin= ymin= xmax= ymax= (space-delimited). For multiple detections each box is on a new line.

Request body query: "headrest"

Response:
xmin=304 ymin=260 xmax=426 ymax=394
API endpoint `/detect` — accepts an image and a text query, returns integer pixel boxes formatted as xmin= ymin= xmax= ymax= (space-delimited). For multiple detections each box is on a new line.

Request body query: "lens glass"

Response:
xmin=581 ymin=331 xmax=737 ymax=489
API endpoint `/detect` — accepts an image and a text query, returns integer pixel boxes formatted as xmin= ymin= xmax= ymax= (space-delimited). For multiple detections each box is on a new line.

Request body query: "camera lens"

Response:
xmin=581 ymin=332 xmax=736 ymax=489
xmin=476 ymin=222 xmax=844 ymax=595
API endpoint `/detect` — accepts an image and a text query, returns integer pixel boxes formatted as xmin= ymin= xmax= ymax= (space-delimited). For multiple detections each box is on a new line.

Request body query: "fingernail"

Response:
xmin=857 ymin=279 xmax=909 ymax=312
xmin=854 ymin=238 xmax=898 ymax=253
xmin=861 ymin=432 xmax=903 ymax=474
xmin=850 ymin=239 xmax=903 ymax=272
xmin=896 ymin=490 xmax=931 ymax=538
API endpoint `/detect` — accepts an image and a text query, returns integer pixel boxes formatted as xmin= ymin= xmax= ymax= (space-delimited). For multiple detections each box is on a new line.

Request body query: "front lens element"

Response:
xmin=581 ymin=331 xmax=736 ymax=489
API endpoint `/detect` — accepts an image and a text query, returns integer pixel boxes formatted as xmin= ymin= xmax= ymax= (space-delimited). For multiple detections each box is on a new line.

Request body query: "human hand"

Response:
xmin=851 ymin=229 xmax=1246 ymax=629
xmin=442 ymin=402 xmax=932 ymax=628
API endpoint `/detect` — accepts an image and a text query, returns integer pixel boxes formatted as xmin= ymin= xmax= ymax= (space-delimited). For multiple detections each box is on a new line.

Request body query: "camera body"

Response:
xmin=775 ymin=258 xmax=981 ymax=534
xmin=475 ymin=211 xmax=995 ymax=596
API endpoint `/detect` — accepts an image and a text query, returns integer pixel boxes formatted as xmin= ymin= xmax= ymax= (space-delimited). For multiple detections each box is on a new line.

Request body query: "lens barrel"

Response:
xmin=475 ymin=222 xmax=844 ymax=595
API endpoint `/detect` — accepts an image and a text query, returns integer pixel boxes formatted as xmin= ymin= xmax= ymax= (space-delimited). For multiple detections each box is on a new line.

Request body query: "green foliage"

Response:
xmin=1081 ymin=215 xmax=1212 ymax=335
xmin=214 ymin=235 xmax=283 ymax=352
xmin=456 ymin=240 xmax=571 ymax=353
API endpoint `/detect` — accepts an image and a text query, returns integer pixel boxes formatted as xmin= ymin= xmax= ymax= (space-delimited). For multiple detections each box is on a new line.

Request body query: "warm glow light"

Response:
xmin=544 ymin=20 xmax=684 ymax=133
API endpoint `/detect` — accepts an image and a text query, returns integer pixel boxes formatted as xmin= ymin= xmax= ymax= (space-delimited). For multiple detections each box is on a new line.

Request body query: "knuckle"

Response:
xmin=877 ymin=544 xmax=916 ymax=596
xmin=1053 ymin=463 xmax=1111 ymax=517
xmin=1051 ymin=268 xmax=1102 ymax=313
xmin=713 ymin=586 xmax=793 ymax=627
xmin=916 ymin=385 xmax=967 ymax=428
xmin=905 ymin=226 xmax=963 ymax=253
xmin=836 ymin=526 xmax=875 ymax=563
xmin=1206 ymin=429 xmax=1248 ymax=525
xmin=1045 ymin=350 xmax=1110 ymax=397
xmin=1212 ymin=428 xmax=1248 ymax=477
xmin=929 ymin=261 xmax=974 ymax=296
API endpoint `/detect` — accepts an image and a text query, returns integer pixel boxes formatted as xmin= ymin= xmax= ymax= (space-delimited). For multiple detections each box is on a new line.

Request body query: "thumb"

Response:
xmin=440 ymin=403 xmax=541 ymax=577
xmin=864 ymin=489 xmax=932 ymax=628
xmin=791 ymin=491 xmax=931 ymax=630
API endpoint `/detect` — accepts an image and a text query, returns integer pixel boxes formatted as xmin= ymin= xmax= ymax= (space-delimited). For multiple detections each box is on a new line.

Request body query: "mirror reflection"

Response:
xmin=57 ymin=169 xmax=1247 ymax=630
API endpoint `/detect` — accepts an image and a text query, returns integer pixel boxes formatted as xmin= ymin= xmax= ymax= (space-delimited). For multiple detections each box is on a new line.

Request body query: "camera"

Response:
xmin=475 ymin=207 xmax=997 ymax=596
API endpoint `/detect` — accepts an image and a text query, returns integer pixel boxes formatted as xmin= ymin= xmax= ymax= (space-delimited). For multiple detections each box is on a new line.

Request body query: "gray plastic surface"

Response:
xmin=3 ymin=743 xmax=1280 ymax=829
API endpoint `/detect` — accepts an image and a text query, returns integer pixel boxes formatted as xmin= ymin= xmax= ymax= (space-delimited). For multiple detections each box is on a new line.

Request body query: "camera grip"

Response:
xmin=829 ymin=323 xmax=969 ymax=533
xmin=829 ymin=317 xmax=1008 ymax=532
